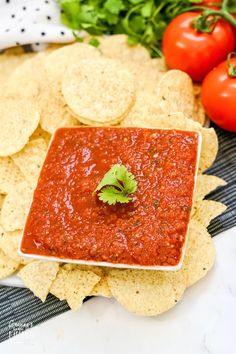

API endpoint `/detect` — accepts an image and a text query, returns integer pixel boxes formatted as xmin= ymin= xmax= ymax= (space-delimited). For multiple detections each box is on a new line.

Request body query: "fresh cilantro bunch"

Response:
xmin=57 ymin=0 xmax=202 ymax=56
xmin=93 ymin=164 xmax=137 ymax=205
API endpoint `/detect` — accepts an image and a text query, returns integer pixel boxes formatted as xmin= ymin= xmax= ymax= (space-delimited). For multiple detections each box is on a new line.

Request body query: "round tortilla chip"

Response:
xmin=62 ymin=58 xmax=135 ymax=125
xmin=124 ymin=59 xmax=165 ymax=93
xmin=44 ymin=42 xmax=101 ymax=81
xmin=0 ymin=97 xmax=40 ymax=156
xmin=156 ymin=70 xmax=195 ymax=118
xmin=0 ymin=194 xmax=4 ymax=210
xmin=0 ymin=226 xmax=22 ymax=263
xmin=192 ymin=200 xmax=227 ymax=227
xmin=0 ymin=157 xmax=25 ymax=194
xmin=0 ymin=249 xmax=20 ymax=279
xmin=193 ymin=84 xmax=202 ymax=96
xmin=99 ymin=34 xmax=150 ymax=62
xmin=192 ymin=96 xmax=205 ymax=126
xmin=1 ymin=181 xmax=34 ymax=231
xmin=3 ymin=46 xmax=25 ymax=55
xmin=39 ymin=81 xmax=79 ymax=133
xmin=183 ymin=220 xmax=215 ymax=287
xmin=12 ymin=139 xmax=48 ymax=188
xmin=121 ymin=90 xmax=162 ymax=127
xmin=107 ymin=268 xmax=186 ymax=316
xmin=30 ymin=126 xmax=51 ymax=145
xmin=4 ymin=52 xmax=46 ymax=98
xmin=0 ymin=52 xmax=34 ymax=93
xmin=18 ymin=261 xmax=59 ymax=302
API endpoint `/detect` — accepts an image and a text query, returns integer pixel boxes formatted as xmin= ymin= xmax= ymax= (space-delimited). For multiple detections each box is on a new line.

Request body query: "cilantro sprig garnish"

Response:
xmin=93 ymin=164 xmax=137 ymax=205
xmin=57 ymin=0 xmax=211 ymax=57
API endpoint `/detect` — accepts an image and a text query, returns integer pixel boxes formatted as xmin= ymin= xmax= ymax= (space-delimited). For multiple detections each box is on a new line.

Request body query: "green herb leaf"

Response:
xmin=93 ymin=164 xmax=137 ymax=205
xmin=57 ymin=0 xmax=209 ymax=57
xmin=104 ymin=0 xmax=125 ymax=15
xmin=141 ymin=1 xmax=153 ymax=18
xmin=129 ymin=15 xmax=146 ymax=34
xmin=98 ymin=186 xmax=131 ymax=205
xmin=88 ymin=37 xmax=100 ymax=47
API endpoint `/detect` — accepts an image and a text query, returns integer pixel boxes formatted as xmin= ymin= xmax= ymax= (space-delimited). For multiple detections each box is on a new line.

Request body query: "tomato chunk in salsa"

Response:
xmin=20 ymin=127 xmax=200 ymax=267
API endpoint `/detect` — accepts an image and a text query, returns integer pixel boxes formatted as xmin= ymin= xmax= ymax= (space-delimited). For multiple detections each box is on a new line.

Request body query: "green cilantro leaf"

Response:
xmin=58 ymin=0 xmax=205 ymax=57
xmin=93 ymin=164 xmax=137 ymax=205
xmin=88 ymin=37 xmax=100 ymax=47
xmin=104 ymin=0 xmax=125 ymax=15
xmin=98 ymin=186 xmax=131 ymax=205
xmin=141 ymin=2 xmax=153 ymax=18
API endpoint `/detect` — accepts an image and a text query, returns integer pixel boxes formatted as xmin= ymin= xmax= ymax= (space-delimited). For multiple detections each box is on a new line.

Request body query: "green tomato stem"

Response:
xmin=185 ymin=0 xmax=236 ymax=32
xmin=122 ymin=3 xmax=143 ymax=38
xmin=204 ymin=9 xmax=236 ymax=26
xmin=227 ymin=52 xmax=236 ymax=78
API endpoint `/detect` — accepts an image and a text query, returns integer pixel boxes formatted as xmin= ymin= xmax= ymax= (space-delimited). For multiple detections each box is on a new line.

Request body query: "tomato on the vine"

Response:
xmin=201 ymin=57 xmax=236 ymax=132
xmin=163 ymin=12 xmax=235 ymax=81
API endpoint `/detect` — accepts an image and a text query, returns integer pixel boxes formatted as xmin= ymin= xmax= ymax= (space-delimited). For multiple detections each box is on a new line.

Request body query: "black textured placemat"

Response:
xmin=206 ymin=126 xmax=236 ymax=236
xmin=0 ymin=125 xmax=235 ymax=343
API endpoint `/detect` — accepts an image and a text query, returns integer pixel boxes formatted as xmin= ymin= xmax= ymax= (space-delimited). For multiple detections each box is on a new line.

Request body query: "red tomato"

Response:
xmin=233 ymin=14 xmax=236 ymax=38
xmin=201 ymin=58 xmax=236 ymax=132
xmin=163 ymin=12 xmax=235 ymax=81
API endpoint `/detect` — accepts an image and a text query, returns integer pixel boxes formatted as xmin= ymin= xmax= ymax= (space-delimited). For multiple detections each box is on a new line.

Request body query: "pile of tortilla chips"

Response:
xmin=0 ymin=35 xmax=227 ymax=315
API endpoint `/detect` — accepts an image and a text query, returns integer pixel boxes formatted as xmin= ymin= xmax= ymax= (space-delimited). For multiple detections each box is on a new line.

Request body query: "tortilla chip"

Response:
xmin=193 ymin=174 xmax=226 ymax=213
xmin=107 ymin=268 xmax=186 ymax=316
xmin=0 ymin=226 xmax=22 ymax=263
xmin=193 ymin=83 xmax=201 ymax=96
xmin=44 ymin=42 xmax=101 ymax=81
xmin=0 ymin=52 xmax=34 ymax=93
xmin=90 ymin=276 xmax=112 ymax=298
xmin=0 ymin=249 xmax=20 ymax=279
xmin=39 ymin=81 xmax=79 ymax=134
xmin=18 ymin=261 xmax=59 ymax=302
xmin=99 ymin=34 xmax=150 ymax=62
xmin=155 ymin=57 xmax=168 ymax=72
xmin=62 ymin=58 xmax=135 ymax=125
xmin=124 ymin=59 xmax=165 ymax=93
xmin=121 ymin=90 xmax=162 ymax=127
xmin=0 ymin=97 xmax=40 ymax=156
xmin=46 ymin=43 xmax=69 ymax=52
xmin=183 ymin=220 xmax=215 ymax=287
xmin=0 ymin=195 xmax=4 ymax=210
xmin=0 ymin=157 xmax=25 ymax=194
xmin=3 ymin=46 xmax=25 ymax=55
xmin=193 ymin=200 xmax=227 ymax=227
xmin=50 ymin=268 xmax=100 ymax=310
xmin=192 ymin=96 xmax=205 ymax=126
xmin=12 ymin=139 xmax=48 ymax=187
xmin=1 ymin=182 xmax=34 ymax=231
xmin=61 ymin=263 xmax=111 ymax=297
xmin=0 ymin=227 xmax=31 ymax=265
xmin=4 ymin=53 xmax=46 ymax=98
xmin=156 ymin=70 xmax=195 ymax=118
xmin=30 ymin=126 xmax=51 ymax=145
xmin=78 ymin=266 xmax=112 ymax=298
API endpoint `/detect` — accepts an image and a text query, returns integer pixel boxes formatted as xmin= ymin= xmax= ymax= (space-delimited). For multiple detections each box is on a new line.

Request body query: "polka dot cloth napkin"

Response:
xmin=0 ymin=0 xmax=75 ymax=51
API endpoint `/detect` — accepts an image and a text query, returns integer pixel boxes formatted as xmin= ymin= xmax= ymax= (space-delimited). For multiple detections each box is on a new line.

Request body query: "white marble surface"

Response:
xmin=1 ymin=227 xmax=236 ymax=354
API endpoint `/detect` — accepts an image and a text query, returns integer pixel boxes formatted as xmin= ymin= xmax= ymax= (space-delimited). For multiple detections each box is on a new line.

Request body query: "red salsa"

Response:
xmin=21 ymin=127 xmax=200 ymax=267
